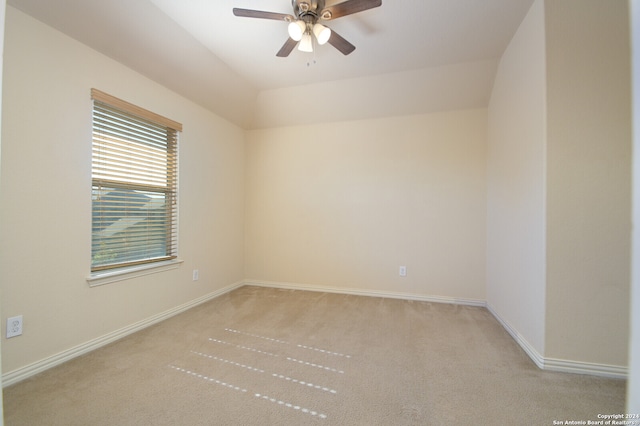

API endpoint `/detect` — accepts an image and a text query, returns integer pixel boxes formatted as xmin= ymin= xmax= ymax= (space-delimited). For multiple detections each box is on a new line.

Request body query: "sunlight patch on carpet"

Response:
xmin=168 ymin=365 xmax=248 ymax=393
xmin=169 ymin=326 xmax=352 ymax=420
xmin=223 ymin=327 xmax=351 ymax=358
xmin=224 ymin=328 xmax=289 ymax=345
xmin=254 ymin=393 xmax=327 ymax=419
xmin=168 ymin=359 xmax=332 ymax=420
xmin=208 ymin=338 xmax=278 ymax=357
xmin=286 ymin=356 xmax=345 ymax=374
xmin=271 ymin=373 xmax=338 ymax=394
xmin=190 ymin=350 xmax=265 ymax=373
xmin=297 ymin=344 xmax=352 ymax=358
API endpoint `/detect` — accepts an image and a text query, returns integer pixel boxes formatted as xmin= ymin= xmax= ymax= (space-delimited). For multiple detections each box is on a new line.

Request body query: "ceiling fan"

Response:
xmin=233 ymin=0 xmax=382 ymax=57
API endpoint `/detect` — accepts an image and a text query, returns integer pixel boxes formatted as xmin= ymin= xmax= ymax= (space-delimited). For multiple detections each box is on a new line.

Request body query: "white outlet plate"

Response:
xmin=399 ymin=266 xmax=407 ymax=277
xmin=192 ymin=269 xmax=199 ymax=281
xmin=7 ymin=315 xmax=23 ymax=338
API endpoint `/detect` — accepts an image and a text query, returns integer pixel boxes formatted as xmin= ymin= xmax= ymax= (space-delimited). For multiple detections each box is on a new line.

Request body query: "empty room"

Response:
xmin=0 ymin=0 xmax=637 ymax=424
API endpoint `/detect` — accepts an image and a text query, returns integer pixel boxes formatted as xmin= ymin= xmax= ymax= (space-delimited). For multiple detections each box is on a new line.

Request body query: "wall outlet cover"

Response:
xmin=399 ymin=266 xmax=407 ymax=277
xmin=7 ymin=315 xmax=23 ymax=338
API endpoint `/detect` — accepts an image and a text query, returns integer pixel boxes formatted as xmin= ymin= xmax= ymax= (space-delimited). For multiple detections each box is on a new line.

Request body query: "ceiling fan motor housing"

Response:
xmin=292 ymin=0 xmax=326 ymax=20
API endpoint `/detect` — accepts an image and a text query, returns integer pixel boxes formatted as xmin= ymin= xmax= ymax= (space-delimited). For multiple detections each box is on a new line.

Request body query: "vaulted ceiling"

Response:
xmin=7 ymin=0 xmax=535 ymax=129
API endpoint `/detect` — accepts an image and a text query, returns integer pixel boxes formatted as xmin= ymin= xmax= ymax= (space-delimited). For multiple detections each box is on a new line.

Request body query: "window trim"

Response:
xmin=87 ymin=258 xmax=184 ymax=287
xmin=90 ymin=89 xmax=183 ymax=132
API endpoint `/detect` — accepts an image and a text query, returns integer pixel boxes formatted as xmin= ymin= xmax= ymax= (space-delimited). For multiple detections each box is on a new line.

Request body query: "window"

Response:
xmin=91 ymin=89 xmax=181 ymax=272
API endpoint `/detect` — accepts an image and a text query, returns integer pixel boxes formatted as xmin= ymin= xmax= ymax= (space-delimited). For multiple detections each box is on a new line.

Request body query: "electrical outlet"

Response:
xmin=399 ymin=266 xmax=407 ymax=277
xmin=7 ymin=315 xmax=23 ymax=338
xmin=192 ymin=269 xmax=199 ymax=281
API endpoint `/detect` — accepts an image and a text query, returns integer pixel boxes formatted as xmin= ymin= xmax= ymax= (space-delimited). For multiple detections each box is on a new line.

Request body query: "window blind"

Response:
xmin=91 ymin=89 xmax=180 ymax=272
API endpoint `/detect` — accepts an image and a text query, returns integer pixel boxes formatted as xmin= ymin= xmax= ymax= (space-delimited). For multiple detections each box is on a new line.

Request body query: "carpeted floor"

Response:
xmin=3 ymin=286 xmax=626 ymax=425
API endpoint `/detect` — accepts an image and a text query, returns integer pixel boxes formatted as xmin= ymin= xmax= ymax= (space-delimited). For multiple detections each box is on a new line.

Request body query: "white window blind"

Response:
xmin=91 ymin=89 xmax=181 ymax=272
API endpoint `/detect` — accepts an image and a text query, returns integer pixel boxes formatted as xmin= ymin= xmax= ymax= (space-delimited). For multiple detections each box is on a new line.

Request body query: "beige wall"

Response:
xmin=487 ymin=0 xmax=547 ymax=357
xmin=545 ymin=0 xmax=631 ymax=366
xmin=0 ymin=8 xmax=245 ymax=374
xmin=245 ymin=110 xmax=487 ymax=301
xmin=488 ymin=0 xmax=631 ymax=370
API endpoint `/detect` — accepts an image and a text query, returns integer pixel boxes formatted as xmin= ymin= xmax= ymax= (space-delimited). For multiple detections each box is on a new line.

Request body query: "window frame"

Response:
xmin=89 ymin=89 xmax=182 ymax=278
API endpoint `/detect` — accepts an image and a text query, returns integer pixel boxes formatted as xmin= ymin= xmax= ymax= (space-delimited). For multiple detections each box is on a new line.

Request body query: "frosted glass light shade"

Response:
xmin=313 ymin=23 xmax=331 ymax=45
xmin=298 ymin=33 xmax=313 ymax=52
xmin=288 ymin=20 xmax=306 ymax=41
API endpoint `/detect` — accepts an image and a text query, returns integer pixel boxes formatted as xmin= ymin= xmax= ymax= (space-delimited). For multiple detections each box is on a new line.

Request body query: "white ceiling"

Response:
xmin=7 ymin=0 xmax=535 ymax=129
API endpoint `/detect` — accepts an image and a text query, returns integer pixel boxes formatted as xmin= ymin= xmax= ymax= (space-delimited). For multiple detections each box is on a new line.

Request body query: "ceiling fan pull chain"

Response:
xmin=307 ymin=32 xmax=318 ymax=67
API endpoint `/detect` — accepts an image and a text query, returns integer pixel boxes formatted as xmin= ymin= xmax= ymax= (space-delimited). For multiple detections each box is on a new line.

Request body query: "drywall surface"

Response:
xmin=0 ymin=7 xmax=245 ymax=374
xmin=544 ymin=0 xmax=631 ymax=366
xmin=245 ymin=109 xmax=487 ymax=301
xmin=487 ymin=0 xmax=547 ymax=357
xmin=251 ymin=60 xmax=498 ymax=130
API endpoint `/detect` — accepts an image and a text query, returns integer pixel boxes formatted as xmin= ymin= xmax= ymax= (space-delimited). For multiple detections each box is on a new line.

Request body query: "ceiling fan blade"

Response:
xmin=328 ymin=30 xmax=356 ymax=55
xmin=320 ymin=0 xmax=382 ymax=20
xmin=276 ymin=38 xmax=298 ymax=57
xmin=233 ymin=8 xmax=294 ymax=22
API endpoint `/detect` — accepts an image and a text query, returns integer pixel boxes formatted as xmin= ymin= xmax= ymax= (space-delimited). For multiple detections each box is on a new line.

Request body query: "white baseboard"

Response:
xmin=2 ymin=281 xmax=244 ymax=387
xmin=486 ymin=303 xmax=627 ymax=379
xmin=543 ymin=357 xmax=627 ymax=378
xmin=244 ymin=279 xmax=487 ymax=307
xmin=486 ymin=303 xmax=546 ymax=369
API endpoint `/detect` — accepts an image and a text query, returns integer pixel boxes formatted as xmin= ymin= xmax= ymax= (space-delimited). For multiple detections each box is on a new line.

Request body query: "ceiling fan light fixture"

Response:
xmin=288 ymin=20 xmax=306 ymax=41
xmin=313 ymin=23 xmax=331 ymax=45
xmin=298 ymin=33 xmax=314 ymax=52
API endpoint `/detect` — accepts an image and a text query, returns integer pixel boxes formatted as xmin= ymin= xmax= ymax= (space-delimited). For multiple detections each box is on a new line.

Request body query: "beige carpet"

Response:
xmin=3 ymin=286 xmax=625 ymax=425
